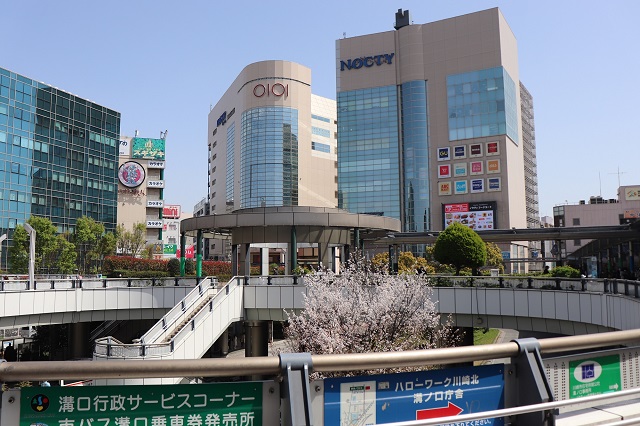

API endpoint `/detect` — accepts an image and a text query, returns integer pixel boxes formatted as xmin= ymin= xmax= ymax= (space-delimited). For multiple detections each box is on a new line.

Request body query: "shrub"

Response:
xmin=551 ymin=265 xmax=581 ymax=278
xmin=167 ymin=258 xmax=180 ymax=276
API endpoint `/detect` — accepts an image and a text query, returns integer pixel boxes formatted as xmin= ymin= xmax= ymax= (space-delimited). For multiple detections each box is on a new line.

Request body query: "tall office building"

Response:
xmin=208 ymin=60 xmax=337 ymax=213
xmin=336 ymin=9 xmax=537 ymax=241
xmin=0 ymin=67 xmax=120 ymax=267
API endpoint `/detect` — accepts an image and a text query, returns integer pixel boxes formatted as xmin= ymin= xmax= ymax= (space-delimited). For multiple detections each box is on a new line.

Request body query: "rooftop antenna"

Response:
xmin=343 ymin=32 xmax=346 ymax=39
xmin=609 ymin=166 xmax=626 ymax=188
xmin=134 ymin=129 xmax=139 ymax=137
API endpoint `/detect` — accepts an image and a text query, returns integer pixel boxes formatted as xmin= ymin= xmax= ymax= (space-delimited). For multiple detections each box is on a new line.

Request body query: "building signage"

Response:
xmin=469 ymin=143 xmax=483 ymax=157
xmin=148 ymin=160 xmax=165 ymax=169
xmin=118 ymin=161 xmax=145 ymax=188
xmin=131 ymin=137 xmax=166 ymax=160
xmin=119 ymin=136 xmax=131 ymax=156
xmin=471 ymin=178 xmax=485 ymax=193
xmin=176 ymin=245 xmax=195 ymax=259
xmin=486 ymin=141 xmax=500 ymax=156
xmin=253 ymin=83 xmax=289 ymax=98
xmin=147 ymin=180 xmax=165 ymax=188
xmin=438 ymin=165 xmax=451 ymax=178
xmin=163 ymin=204 xmax=181 ymax=219
xmin=625 ymin=187 xmax=640 ymax=201
xmin=324 ymin=364 xmax=504 ymax=425
xmin=147 ymin=220 xmax=163 ymax=228
xmin=164 ymin=243 xmax=177 ymax=255
xmin=453 ymin=145 xmax=466 ymax=159
xmin=453 ymin=163 xmax=467 ymax=177
xmin=488 ymin=177 xmax=502 ymax=192
xmin=443 ymin=201 xmax=497 ymax=230
xmin=438 ymin=182 xmax=451 ymax=196
xmin=217 ymin=111 xmax=227 ymax=127
xmin=19 ymin=382 xmax=267 ymax=426
xmin=487 ymin=159 xmax=501 ymax=173
xmin=147 ymin=200 xmax=164 ymax=208
xmin=470 ymin=161 xmax=483 ymax=175
xmin=455 ymin=180 xmax=468 ymax=194
xmin=437 ymin=147 xmax=450 ymax=161
xmin=569 ymin=354 xmax=621 ymax=399
xmin=340 ymin=53 xmax=395 ymax=71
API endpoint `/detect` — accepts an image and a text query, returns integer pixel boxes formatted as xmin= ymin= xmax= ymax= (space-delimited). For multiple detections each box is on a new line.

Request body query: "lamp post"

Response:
xmin=23 ymin=224 xmax=35 ymax=290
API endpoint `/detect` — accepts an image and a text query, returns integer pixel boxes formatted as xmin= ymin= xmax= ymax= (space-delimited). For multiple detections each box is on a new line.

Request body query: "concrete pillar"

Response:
xmin=319 ymin=242 xmax=332 ymax=271
xmin=231 ymin=245 xmax=238 ymax=277
xmin=243 ymin=243 xmax=251 ymax=277
xmin=218 ymin=329 xmax=229 ymax=356
xmin=261 ymin=247 xmax=270 ymax=276
xmin=70 ymin=322 xmax=90 ymax=359
xmin=245 ymin=321 xmax=269 ymax=380
xmin=290 ymin=226 xmax=297 ymax=274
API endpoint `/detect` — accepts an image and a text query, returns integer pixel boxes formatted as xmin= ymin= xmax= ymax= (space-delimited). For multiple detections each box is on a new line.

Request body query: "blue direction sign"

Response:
xmin=324 ymin=364 xmax=504 ymax=425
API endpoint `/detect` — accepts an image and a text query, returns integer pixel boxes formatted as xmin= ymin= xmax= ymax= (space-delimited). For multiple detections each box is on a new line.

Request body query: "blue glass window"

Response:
xmin=401 ymin=81 xmax=430 ymax=232
xmin=311 ymin=114 xmax=331 ymax=123
xmin=240 ymin=107 xmax=299 ymax=208
xmin=311 ymin=141 xmax=331 ymax=153
xmin=446 ymin=67 xmax=519 ymax=144
xmin=337 ymin=85 xmax=400 ymax=219
xmin=311 ymin=126 xmax=331 ymax=138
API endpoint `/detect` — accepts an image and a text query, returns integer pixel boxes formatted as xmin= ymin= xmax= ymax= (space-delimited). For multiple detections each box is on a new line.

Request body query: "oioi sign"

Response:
xmin=19 ymin=381 xmax=278 ymax=425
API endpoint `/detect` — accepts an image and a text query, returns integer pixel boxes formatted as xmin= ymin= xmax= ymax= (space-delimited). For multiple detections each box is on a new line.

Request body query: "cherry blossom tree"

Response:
xmin=285 ymin=251 xmax=459 ymax=377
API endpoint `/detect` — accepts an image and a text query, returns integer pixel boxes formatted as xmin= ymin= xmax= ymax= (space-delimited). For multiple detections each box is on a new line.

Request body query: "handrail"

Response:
xmin=140 ymin=276 xmax=217 ymax=344
xmin=6 ymin=328 xmax=640 ymax=381
xmin=0 ymin=276 xmax=201 ymax=291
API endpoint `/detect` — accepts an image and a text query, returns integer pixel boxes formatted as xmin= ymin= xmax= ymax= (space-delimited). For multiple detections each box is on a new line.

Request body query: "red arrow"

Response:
xmin=416 ymin=402 xmax=463 ymax=420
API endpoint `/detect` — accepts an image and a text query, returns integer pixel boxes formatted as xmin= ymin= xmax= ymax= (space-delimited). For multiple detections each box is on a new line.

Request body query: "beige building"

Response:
xmin=207 ymin=60 xmax=337 ymax=214
xmin=117 ymin=135 xmax=166 ymax=255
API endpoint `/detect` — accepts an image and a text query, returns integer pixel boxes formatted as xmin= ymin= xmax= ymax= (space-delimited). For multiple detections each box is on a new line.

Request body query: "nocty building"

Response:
xmin=0 ymin=67 xmax=120 ymax=267
xmin=336 ymin=8 xmax=539 ymax=256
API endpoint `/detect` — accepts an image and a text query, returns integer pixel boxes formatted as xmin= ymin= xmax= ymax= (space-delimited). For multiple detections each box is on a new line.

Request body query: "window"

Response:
xmin=311 ymin=126 xmax=331 ymax=138
xmin=572 ymin=218 xmax=580 ymax=226
xmin=312 ymin=141 xmax=331 ymax=153
xmin=312 ymin=114 xmax=331 ymax=123
xmin=574 ymin=239 xmax=582 ymax=246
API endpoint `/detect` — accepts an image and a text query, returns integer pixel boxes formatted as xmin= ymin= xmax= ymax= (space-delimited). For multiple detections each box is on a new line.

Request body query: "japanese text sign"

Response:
xmin=324 ymin=364 xmax=504 ymax=425
xmin=20 ymin=381 xmax=270 ymax=426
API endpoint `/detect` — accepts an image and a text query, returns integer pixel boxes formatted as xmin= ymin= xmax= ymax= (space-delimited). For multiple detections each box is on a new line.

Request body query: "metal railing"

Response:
xmin=94 ymin=276 xmax=236 ymax=359
xmin=9 ymin=329 xmax=640 ymax=381
xmin=0 ymin=276 xmax=201 ymax=291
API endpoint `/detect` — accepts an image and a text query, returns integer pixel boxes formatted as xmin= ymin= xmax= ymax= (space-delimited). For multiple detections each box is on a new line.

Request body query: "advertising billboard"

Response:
xmin=131 ymin=137 xmax=166 ymax=160
xmin=163 ymin=205 xmax=181 ymax=219
xmin=443 ymin=201 xmax=497 ymax=230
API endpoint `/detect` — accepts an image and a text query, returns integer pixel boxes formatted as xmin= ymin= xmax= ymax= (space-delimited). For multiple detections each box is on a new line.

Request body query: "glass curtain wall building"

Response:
xmin=0 ymin=67 xmax=120 ymax=267
xmin=208 ymin=61 xmax=337 ymax=214
xmin=336 ymin=8 xmax=537 ymax=245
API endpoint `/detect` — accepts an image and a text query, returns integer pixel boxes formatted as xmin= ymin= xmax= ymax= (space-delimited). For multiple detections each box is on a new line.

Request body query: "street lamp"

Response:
xmin=23 ymin=224 xmax=35 ymax=290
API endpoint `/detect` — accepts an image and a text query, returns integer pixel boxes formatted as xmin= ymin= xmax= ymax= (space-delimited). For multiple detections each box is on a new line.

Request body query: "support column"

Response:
xmin=354 ymin=228 xmax=360 ymax=252
xmin=245 ymin=320 xmax=269 ymax=380
xmin=319 ymin=242 xmax=331 ymax=271
xmin=180 ymin=232 xmax=186 ymax=276
xmin=290 ymin=226 xmax=297 ymax=274
xmin=70 ymin=322 xmax=90 ymax=359
xmin=261 ymin=247 xmax=270 ymax=276
xmin=242 ymin=243 xmax=251 ymax=277
xmin=196 ymin=230 xmax=203 ymax=278
xmin=231 ymin=244 xmax=238 ymax=277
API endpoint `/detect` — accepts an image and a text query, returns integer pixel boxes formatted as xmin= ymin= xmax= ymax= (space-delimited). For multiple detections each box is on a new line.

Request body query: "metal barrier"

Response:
xmin=4 ymin=329 xmax=640 ymax=425
xmin=0 ymin=276 xmax=202 ymax=291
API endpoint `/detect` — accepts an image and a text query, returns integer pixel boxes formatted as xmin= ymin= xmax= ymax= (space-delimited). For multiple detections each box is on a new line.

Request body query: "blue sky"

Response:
xmin=3 ymin=1 xmax=639 ymax=219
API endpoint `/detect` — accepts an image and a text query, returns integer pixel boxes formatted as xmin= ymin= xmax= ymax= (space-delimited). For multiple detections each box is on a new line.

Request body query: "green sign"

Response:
xmin=569 ymin=354 xmax=621 ymax=399
xmin=131 ymin=137 xmax=166 ymax=160
xmin=164 ymin=244 xmax=177 ymax=255
xmin=20 ymin=382 xmax=263 ymax=425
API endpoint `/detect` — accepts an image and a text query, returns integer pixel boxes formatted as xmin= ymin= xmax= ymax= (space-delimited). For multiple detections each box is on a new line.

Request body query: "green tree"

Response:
xmin=433 ymin=223 xmax=486 ymax=275
xmin=167 ymin=258 xmax=181 ymax=276
xmin=73 ymin=216 xmax=105 ymax=274
xmin=116 ymin=223 xmax=147 ymax=257
xmin=371 ymin=251 xmax=434 ymax=274
xmin=485 ymin=242 xmax=504 ymax=274
xmin=8 ymin=217 xmax=77 ymax=274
